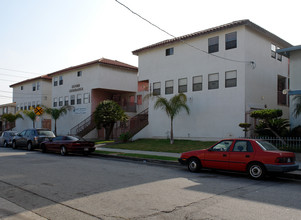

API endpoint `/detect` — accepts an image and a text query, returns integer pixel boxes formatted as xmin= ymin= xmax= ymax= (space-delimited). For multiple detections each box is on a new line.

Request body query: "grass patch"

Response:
xmin=94 ymin=150 xmax=178 ymax=161
xmin=100 ymin=139 xmax=216 ymax=153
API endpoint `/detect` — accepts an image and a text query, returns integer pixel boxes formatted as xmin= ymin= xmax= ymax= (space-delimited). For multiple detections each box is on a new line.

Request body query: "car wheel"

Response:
xmin=3 ymin=141 xmax=7 ymax=148
xmin=12 ymin=141 xmax=17 ymax=149
xmin=27 ymin=142 xmax=33 ymax=151
xmin=248 ymin=163 xmax=265 ymax=179
xmin=188 ymin=158 xmax=201 ymax=172
xmin=60 ymin=146 xmax=68 ymax=156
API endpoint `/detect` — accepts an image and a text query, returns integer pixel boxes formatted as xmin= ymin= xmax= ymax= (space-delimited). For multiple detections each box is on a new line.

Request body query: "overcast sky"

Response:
xmin=0 ymin=0 xmax=300 ymax=105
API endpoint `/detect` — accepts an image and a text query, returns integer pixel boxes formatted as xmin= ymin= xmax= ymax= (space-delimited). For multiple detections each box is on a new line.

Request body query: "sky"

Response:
xmin=0 ymin=0 xmax=300 ymax=105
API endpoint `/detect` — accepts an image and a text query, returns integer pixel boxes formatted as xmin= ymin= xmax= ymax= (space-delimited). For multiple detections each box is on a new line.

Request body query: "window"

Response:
xmin=83 ymin=93 xmax=90 ymax=104
xmin=77 ymin=71 xmax=82 ymax=77
xmin=271 ymin=44 xmax=276 ymax=58
xmin=59 ymin=76 xmax=63 ymax=85
xmin=32 ymin=83 xmax=36 ymax=91
xmin=178 ymin=78 xmax=187 ymax=93
xmin=54 ymin=77 xmax=58 ymax=86
xmin=153 ymin=82 xmax=161 ymax=96
xmin=225 ymin=32 xmax=237 ymax=50
xmin=53 ymin=98 xmax=57 ymax=107
xmin=208 ymin=36 xmax=219 ymax=53
xmin=71 ymin=95 xmax=75 ymax=105
xmin=165 ymin=80 xmax=173 ymax=95
xmin=137 ymin=95 xmax=142 ymax=105
xmin=225 ymin=70 xmax=237 ymax=88
xmin=233 ymin=141 xmax=253 ymax=152
xmin=37 ymin=82 xmax=40 ymax=90
xmin=277 ymin=46 xmax=282 ymax=61
xmin=64 ymin=96 xmax=69 ymax=106
xmin=208 ymin=73 xmax=219 ymax=90
xmin=21 ymin=86 xmax=23 ymax=90
xmin=193 ymin=76 xmax=202 ymax=91
xmin=165 ymin=48 xmax=174 ymax=56
xmin=77 ymin=94 xmax=82 ymax=104
xmin=277 ymin=75 xmax=287 ymax=105
xmin=59 ymin=97 xmax=63 ymax=106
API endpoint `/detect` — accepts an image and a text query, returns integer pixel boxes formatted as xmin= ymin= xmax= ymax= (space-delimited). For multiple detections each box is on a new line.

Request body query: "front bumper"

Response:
xmin=265 ymin=164 xmax=299 ymax=173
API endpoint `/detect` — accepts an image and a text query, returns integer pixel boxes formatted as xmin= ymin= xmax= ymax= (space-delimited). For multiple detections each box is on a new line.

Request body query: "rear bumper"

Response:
xmin=265 ymin=164 xmax=299 ymax=173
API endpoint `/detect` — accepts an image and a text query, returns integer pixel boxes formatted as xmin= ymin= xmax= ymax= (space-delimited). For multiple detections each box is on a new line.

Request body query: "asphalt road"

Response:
xmin=0 ymin=147 xmax=301 ymax=220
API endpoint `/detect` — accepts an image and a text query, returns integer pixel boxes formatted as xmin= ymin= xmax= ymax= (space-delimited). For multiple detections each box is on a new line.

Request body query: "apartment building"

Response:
xmin=132 ymin=19 xmax=291 ymax=140
xmin=10 ymin=75 xmax=52 ymax=131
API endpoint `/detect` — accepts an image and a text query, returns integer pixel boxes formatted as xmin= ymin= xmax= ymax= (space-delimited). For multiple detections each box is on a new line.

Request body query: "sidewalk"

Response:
xmin=96 ymin=146 xmax=301 ymax=170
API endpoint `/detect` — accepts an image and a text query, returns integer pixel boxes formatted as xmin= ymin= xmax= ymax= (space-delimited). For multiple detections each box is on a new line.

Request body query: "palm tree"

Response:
xmin=44 ymin=106 xmax=72 ymax=135
xmin=22 ymin=110 xmax=37 ymax=128
xmin=154 ymin=93 xmax=190 ymax=144
xmin=293 ymin=95 xmax=301 ymax=118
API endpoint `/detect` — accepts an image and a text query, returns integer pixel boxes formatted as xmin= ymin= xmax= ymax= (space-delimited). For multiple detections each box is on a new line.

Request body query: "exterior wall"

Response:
xmin=244 ymin=27 xmax=289 ymax=118
xmin=136 ymin=25 xmax=290 ymax=140
xmin=289 ymin=50 xmax=301 ymax=128
xmin=51 ymin=63 xmax=138 ymax=136
xmin=12 ymin=79 xmax=52 ymax=132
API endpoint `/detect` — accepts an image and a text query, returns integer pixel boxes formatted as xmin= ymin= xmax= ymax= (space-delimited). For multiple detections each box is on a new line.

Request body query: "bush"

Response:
xmin=119 ymin=132 xmax=131 ymax=143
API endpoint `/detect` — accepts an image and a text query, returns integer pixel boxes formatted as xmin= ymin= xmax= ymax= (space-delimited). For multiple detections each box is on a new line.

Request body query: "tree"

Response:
xmin=293 ymin=95 xmax=301 ymax=118
xmin=94 ymin=100 xmax=128 ymax=140
xmin=250 ymin=109 xmax=289 ymax=141
xmin=44 ymin=106 xmax=72 ymax=135
xmin=23 ymin=110 xmax=37 ymax=128
xmin=154 ymin=93 xmax=190 ymax=144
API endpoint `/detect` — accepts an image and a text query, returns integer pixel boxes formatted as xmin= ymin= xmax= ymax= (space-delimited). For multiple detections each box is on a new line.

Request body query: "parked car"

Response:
xmin=0 ymin=131 xmax=18 ymax=147
xmin=12 ymin=128 xmax=56 ymax=151
xmin=40 ymin=136 xmax=95 ymax=156
xmin=178 ymin=138 xmax=299 ymax=179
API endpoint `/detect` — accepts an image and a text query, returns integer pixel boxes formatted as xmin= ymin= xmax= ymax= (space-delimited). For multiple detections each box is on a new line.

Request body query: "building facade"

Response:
xmin=278 ymin=45 xmax=301 ymax=129
xmin=133 ymin=20 xmax=291 ymax=140
xmin=10 ymin=75 xmax=52 ymax=132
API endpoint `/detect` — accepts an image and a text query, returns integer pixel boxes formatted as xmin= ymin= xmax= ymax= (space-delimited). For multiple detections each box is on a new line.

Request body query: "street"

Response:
xmin=0 ymin=147 xmax=301 ymax=220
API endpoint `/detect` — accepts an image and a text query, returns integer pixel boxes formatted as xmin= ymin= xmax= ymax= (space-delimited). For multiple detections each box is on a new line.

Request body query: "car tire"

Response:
xmin=27 ymin=142 xmax=33 ymax=151
xmin=3 ymin=141 xmax=7 ymax=148
xmin=60 ymin=146 xmax=68 ymax=156
xmin=248 ymin=163 xmax=266 ymax=180
xmin=188 ymin=158 xmax=201 ymax=172
xmin=12 ymin=141 xmax=17 ymax=149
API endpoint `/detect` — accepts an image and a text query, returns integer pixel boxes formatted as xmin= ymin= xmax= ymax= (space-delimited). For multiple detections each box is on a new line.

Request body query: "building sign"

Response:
xmin=69 ymin=84 xmax=83 ymax=93
xmin=72 ymin=107 xmax=87 ymax=115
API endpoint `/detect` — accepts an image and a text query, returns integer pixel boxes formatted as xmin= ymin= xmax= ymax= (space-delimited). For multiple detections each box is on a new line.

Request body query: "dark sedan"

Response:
xmin=40 ymin=136 xmax=95 ymax=156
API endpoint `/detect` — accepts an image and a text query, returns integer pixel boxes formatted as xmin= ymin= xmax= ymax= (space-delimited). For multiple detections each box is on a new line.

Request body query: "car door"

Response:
xmin=202 ymin=140 xmax=234 ymax=170
xmin=228 ymin=140 xmax=255 ymax=171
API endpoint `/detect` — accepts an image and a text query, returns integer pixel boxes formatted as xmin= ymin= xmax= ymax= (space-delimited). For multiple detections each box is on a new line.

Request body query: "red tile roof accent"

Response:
xmin=48 ymin=58 xmax=137 ymax=76
xmin=10 ymin=75 xmax=51 ymax=88
xmin=132 ymin=19 xmax=292 ymax=55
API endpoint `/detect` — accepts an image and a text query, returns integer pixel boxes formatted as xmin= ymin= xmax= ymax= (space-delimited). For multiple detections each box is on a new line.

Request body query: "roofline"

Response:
xmin=277 ymin=45 xmax=301 ymax=58
xmin=9 ymin=75 xmax=51 ymax=88
xmin=132 ymin=19 xmax=292 ymax=55
xmin=48 ymin=58 xmax=138 ymax=77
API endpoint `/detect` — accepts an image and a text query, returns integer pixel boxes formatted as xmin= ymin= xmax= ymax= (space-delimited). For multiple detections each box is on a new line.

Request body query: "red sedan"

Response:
xmin=178 ymin=139 xmax=299 ymax=179
xmin=41 ymin=136 xmax=95 ymax=156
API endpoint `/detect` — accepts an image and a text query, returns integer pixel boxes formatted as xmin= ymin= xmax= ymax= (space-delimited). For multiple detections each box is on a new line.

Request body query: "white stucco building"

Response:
xmin=133 ymin=19 xmax=291 ymax=140
xmin=278 ymin=45 xmax=301 ymax=129
xmin=10 ymin=75 xmax=52 ymax=131
xmin=47 ymin=58 xmax=138 ymax=137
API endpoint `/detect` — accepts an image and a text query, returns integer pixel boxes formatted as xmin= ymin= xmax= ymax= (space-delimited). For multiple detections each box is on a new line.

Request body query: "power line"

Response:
xmin=115 ymin=0 xmax=255 ymax=65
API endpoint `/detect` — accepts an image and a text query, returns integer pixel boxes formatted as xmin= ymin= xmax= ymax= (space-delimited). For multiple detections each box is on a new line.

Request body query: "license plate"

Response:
xmin=84 ymin=148 xmax=88 ymax=151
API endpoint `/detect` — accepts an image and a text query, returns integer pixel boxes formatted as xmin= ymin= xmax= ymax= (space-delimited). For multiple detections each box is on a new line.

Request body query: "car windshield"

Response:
xmin=37 ymin=130 xmax=55 ymax=137
xmin=256 ymin=140 xmax=279 ymax=151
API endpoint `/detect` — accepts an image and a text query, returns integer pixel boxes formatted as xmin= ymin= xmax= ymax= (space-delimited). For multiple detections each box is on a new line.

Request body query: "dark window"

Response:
xmin=225 ymin=32 xmax=237 ymax=50
xmin=153 ymin=82 xmax=161 ymax=96
xmin=208 ymin=36 xmax=219 ymax=53
xmin=193 ymin=76 xmax=202 ymax=91
xmin=165 ymin=80 xmax=173 ymax=95
xmin=208 ymin=73 xmax=219 ymax=90
xmin=178 ymin=78 xmax=187 ymax=93
xmin=225 ymin=70 xmax=237 ymax=88
xmin=165 ymin=48 xmax=174 ymax=56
